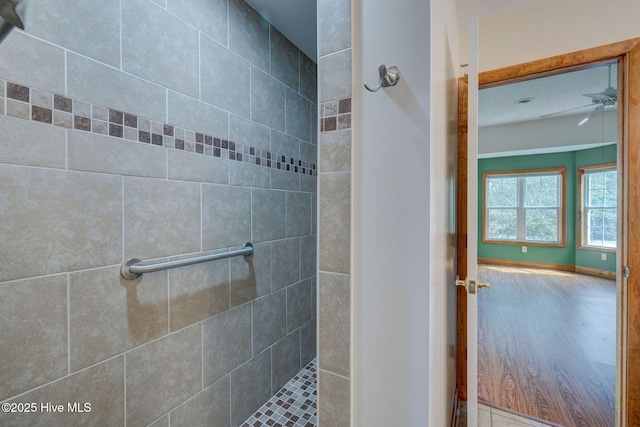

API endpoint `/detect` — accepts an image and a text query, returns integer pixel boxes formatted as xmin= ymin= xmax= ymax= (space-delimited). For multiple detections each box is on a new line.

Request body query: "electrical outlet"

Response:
xmin=601 ymin=253 xmax=607 ymax=261
xmin=522 ymin=246 xmax=527 ymax=253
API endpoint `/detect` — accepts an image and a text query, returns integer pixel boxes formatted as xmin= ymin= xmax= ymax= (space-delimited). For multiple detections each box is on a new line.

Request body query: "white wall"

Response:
xmin=429 ymin=0 xmax=460 ymax=424
xmin=459 ymin=0 xmax=640 ymax=72
xmin=352 ymin=0 xmax=458 ymax=424
xmin=479 ymin=110 xmax=617 ymax=157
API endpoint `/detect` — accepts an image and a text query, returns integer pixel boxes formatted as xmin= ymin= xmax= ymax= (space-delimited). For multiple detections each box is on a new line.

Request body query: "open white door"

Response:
xmin=460 ymin=18 xmax=481 ymax=427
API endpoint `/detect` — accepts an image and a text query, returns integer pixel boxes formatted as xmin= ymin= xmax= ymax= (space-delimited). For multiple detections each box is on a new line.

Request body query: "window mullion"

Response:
xmin=517 ymin=177 xmax=526 ymax=241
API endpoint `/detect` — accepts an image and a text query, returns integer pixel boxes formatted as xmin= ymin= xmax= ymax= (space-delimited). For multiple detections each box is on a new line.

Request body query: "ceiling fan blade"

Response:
xmin=540 ymin=103 xmax=594 ymax=118
xmin=578 ymin=105 xmax=604 ymax=126
xmin=583 ymin=86 xmax=617 ymax=102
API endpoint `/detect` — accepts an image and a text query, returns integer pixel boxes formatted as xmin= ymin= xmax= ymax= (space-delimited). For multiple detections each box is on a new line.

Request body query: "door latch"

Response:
xmin=456 ymin=275 xmax=490 ymax=295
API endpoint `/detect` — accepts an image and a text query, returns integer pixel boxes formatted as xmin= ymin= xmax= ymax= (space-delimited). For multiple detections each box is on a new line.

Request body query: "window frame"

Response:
xmin=578 ymin=162 xmax=617 ymax=253
xmin=482 ymin=167 xmax=567 ymax=247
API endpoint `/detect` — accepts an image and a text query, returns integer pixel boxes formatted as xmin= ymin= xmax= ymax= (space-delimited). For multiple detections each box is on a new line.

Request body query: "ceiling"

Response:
xmin=479 ymin=61 xmax=618 ymax=127
xmin=244 ymin=0 xmax=317 ymax=62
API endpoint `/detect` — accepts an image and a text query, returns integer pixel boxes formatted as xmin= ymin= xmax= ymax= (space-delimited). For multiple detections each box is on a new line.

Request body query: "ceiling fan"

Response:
xmin=540 ymin=64 xmax=617 ymax=126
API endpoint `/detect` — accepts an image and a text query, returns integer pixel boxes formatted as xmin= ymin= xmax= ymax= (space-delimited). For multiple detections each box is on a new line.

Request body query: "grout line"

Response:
xmin=198 ymin=32 xmax=202 ymax=101
xmin=119 ymin=0 xmax=123 ymax=70
xmin=63 ymin=50 xmax=68 ymax=96
xmin=201 ymin=322 xmax=205 ymax=391
xmin=121 ymin=177 xmax=125 ymax=262
xmin=226 ymin=0 xmax=230 ymax=49
xmin=123 ymin=354 xmax=127 ymax=427
xmin=67 ymin=274 xmax=71 ymax=375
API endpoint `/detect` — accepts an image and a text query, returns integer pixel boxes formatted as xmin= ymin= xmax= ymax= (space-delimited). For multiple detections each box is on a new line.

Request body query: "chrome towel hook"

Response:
xmin=364 ymin=64 xmax=401 ymax=92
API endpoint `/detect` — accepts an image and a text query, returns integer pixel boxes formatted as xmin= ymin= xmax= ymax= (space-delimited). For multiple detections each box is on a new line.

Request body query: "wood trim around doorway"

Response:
xmin=456 ymin=37 xmax=640 ymax=426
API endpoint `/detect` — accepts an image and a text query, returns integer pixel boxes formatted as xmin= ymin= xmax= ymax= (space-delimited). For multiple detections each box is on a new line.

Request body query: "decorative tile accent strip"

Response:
xmin=321 ymin=97 xmax=351 ymax=133
xmin=241 ymin=358 xmax=317 ymax=427
xmin=0 ymin=80 xmax=317 ymax=177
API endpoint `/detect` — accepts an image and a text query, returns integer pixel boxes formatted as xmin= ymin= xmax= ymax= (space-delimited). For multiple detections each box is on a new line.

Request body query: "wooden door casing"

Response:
xmin=455 ymin=38 xmax=640 ymax=426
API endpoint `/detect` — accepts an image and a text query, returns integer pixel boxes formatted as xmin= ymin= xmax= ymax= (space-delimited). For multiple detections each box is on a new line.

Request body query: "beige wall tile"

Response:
xmin=230 ymin=349 xmax=272 ymax=425
xmin=68 ymin=53 xmax=166 ymax=123
xmin=228 ymin=0 xmax=269 ymax=72
xmin=28 ymin=0 xmax=121 ymax=67
xmin=286 ymin=88 xmax=311 ymax=141
xmin=68 ymin=130 xmax=167 ymax=178
xmin=170 ymin=376 xmax=230 ymax=427
xmin=270 ymin=27 xmax=300 ymax=91
xmin=126 ymin=325 xmax=202 ymax=427
xmin=252 ymin=290 xmax=286 ymax=354
xmin=318 ymin=171 xmax=351 ymax=274
xmin=123 ymin=177 xmax=201 ymax=260
xmin=0 ymin=115 xmax=66 ymax=169
xmin=123 ymin=0 xmax=199 ymax=98
xmin=230 ymin=161 xmax=271 ymax=188
xmin=319 ymin=0 xmax=352 ymax=56
xmin=230 ymin=114 xmax=270 ymax=152
xmin=300 ymin=140 xmax=319 ymax=165
xmin=202 ymin=304 xmax=252 ymax=386
xmin=320 ymin=129 xmax=351 ymax=173
xmin=202 ymin=184 xmax=251 ymax=251
xmin=300 ymin=234 xmax=317 ymax=280
xmin=271 ymin=129 xmax=299 ymax=158
xmin=287 ymin=278 xmax=313 ymax=333
xmin=286 ymin=192 xmax=312 ymax=237
xmin=0 ymin=165 xmax=122 ymax=282
xmin=168 ymin=150 xmax=229 ymax=184
xmin=320 ymin=49 xmax=352 ymax=103
xmin=169 ymin=255 xmax=230 ymax=331
xmin=318 ymin=370 xmax=350 ymax=427
xmin=168 ymin=0 xmax=228 ymax=46
xmin=301 ymin=317 xmax=317 ymax=366
xmin=0 ymin=32 xmax=65 ymax=95
xmin=251 ymin=67 xmax=285 ymax=132
xmin=0 ymin=275 xmax=68 ymax=401
xmin=271 ymin=169 xmax=300 ymax=191
xmin=271 ymin=238 xmax=300 ymax=290
xmin=319 ymin=272 xmax=350 ymax=378
xmin=0 ymin=357 xmax=125 ymax=427
xmin=229 ymin=241 xmax=271 ymax=308
xmin=69 ymin=265 xmax=168 ymax=372
xmin=168 ymin=90 xmax=229 ymax=140
xmin=252 ymin=189 xmax=286 ymax=243
xmin=272 ymin=331 xmax=301 ymax=391
xmin=148 ymin=415 xmax=169 ymax=427
xmin=200 ymin=34 xmax=251 ymax=118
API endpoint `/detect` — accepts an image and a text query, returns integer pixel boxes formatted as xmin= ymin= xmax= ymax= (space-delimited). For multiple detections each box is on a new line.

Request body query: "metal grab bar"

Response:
xmin=120 ymin=242 xmax=253 ymax=280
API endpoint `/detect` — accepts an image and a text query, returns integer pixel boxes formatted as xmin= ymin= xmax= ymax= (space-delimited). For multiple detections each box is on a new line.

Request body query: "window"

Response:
xmin=579 ymin=164 xmax=617 ymax=250
xmin=483 ymin=168 xmax=566 ymax=246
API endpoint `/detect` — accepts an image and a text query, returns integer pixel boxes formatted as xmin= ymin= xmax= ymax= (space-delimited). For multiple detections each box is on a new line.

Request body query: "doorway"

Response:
xmin=456 ymin=38 xmax=640 ymax=426
xmin=476 ymin=61 xmax=618 ymax=425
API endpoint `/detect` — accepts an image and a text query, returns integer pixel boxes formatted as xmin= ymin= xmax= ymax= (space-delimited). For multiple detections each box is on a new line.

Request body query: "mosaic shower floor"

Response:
xmin=241 ymin=358 xmax=317 ymax=427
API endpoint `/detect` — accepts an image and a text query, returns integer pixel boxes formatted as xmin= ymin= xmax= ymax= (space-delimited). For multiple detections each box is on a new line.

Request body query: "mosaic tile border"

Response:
xmin=0 ymin=80 xmax=317 ymax=176
xmin=241 ymin=358 xmax=317 ymax=427
xmin=321 ymin=97 xmax=351 ymax=132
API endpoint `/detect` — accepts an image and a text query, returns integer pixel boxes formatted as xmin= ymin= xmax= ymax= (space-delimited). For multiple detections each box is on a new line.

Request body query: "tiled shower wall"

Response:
xmin=317 ymin=0 xmax=352 ymax=424
xmin=0 ymin=0 xmax=316 ymax=425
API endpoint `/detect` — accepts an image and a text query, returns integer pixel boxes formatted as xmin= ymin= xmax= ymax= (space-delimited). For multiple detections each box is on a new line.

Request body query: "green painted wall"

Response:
xmin=478 ymin=144 xmax=617 ymax=273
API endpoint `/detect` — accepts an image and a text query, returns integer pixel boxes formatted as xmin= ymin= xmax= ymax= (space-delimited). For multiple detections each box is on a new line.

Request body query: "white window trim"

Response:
xmin=578 ymin=163 xmax=618 ymax=251
xmin=482 ymin=168 xmax=567 ymax=247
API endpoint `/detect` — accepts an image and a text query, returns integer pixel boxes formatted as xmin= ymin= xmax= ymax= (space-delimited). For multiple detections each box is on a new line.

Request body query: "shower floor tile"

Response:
xmin=241 ymin=358 xmax=317 ymax=427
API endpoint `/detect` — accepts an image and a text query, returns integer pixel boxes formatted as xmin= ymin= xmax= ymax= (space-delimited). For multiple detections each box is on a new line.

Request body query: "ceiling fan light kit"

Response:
xmin=542 ymin=63 xmax=617 ymax=126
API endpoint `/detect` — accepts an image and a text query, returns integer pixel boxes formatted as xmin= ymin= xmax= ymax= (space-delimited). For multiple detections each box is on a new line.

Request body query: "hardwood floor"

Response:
xmin=477 ymin=265 xmax=616 ymax=427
